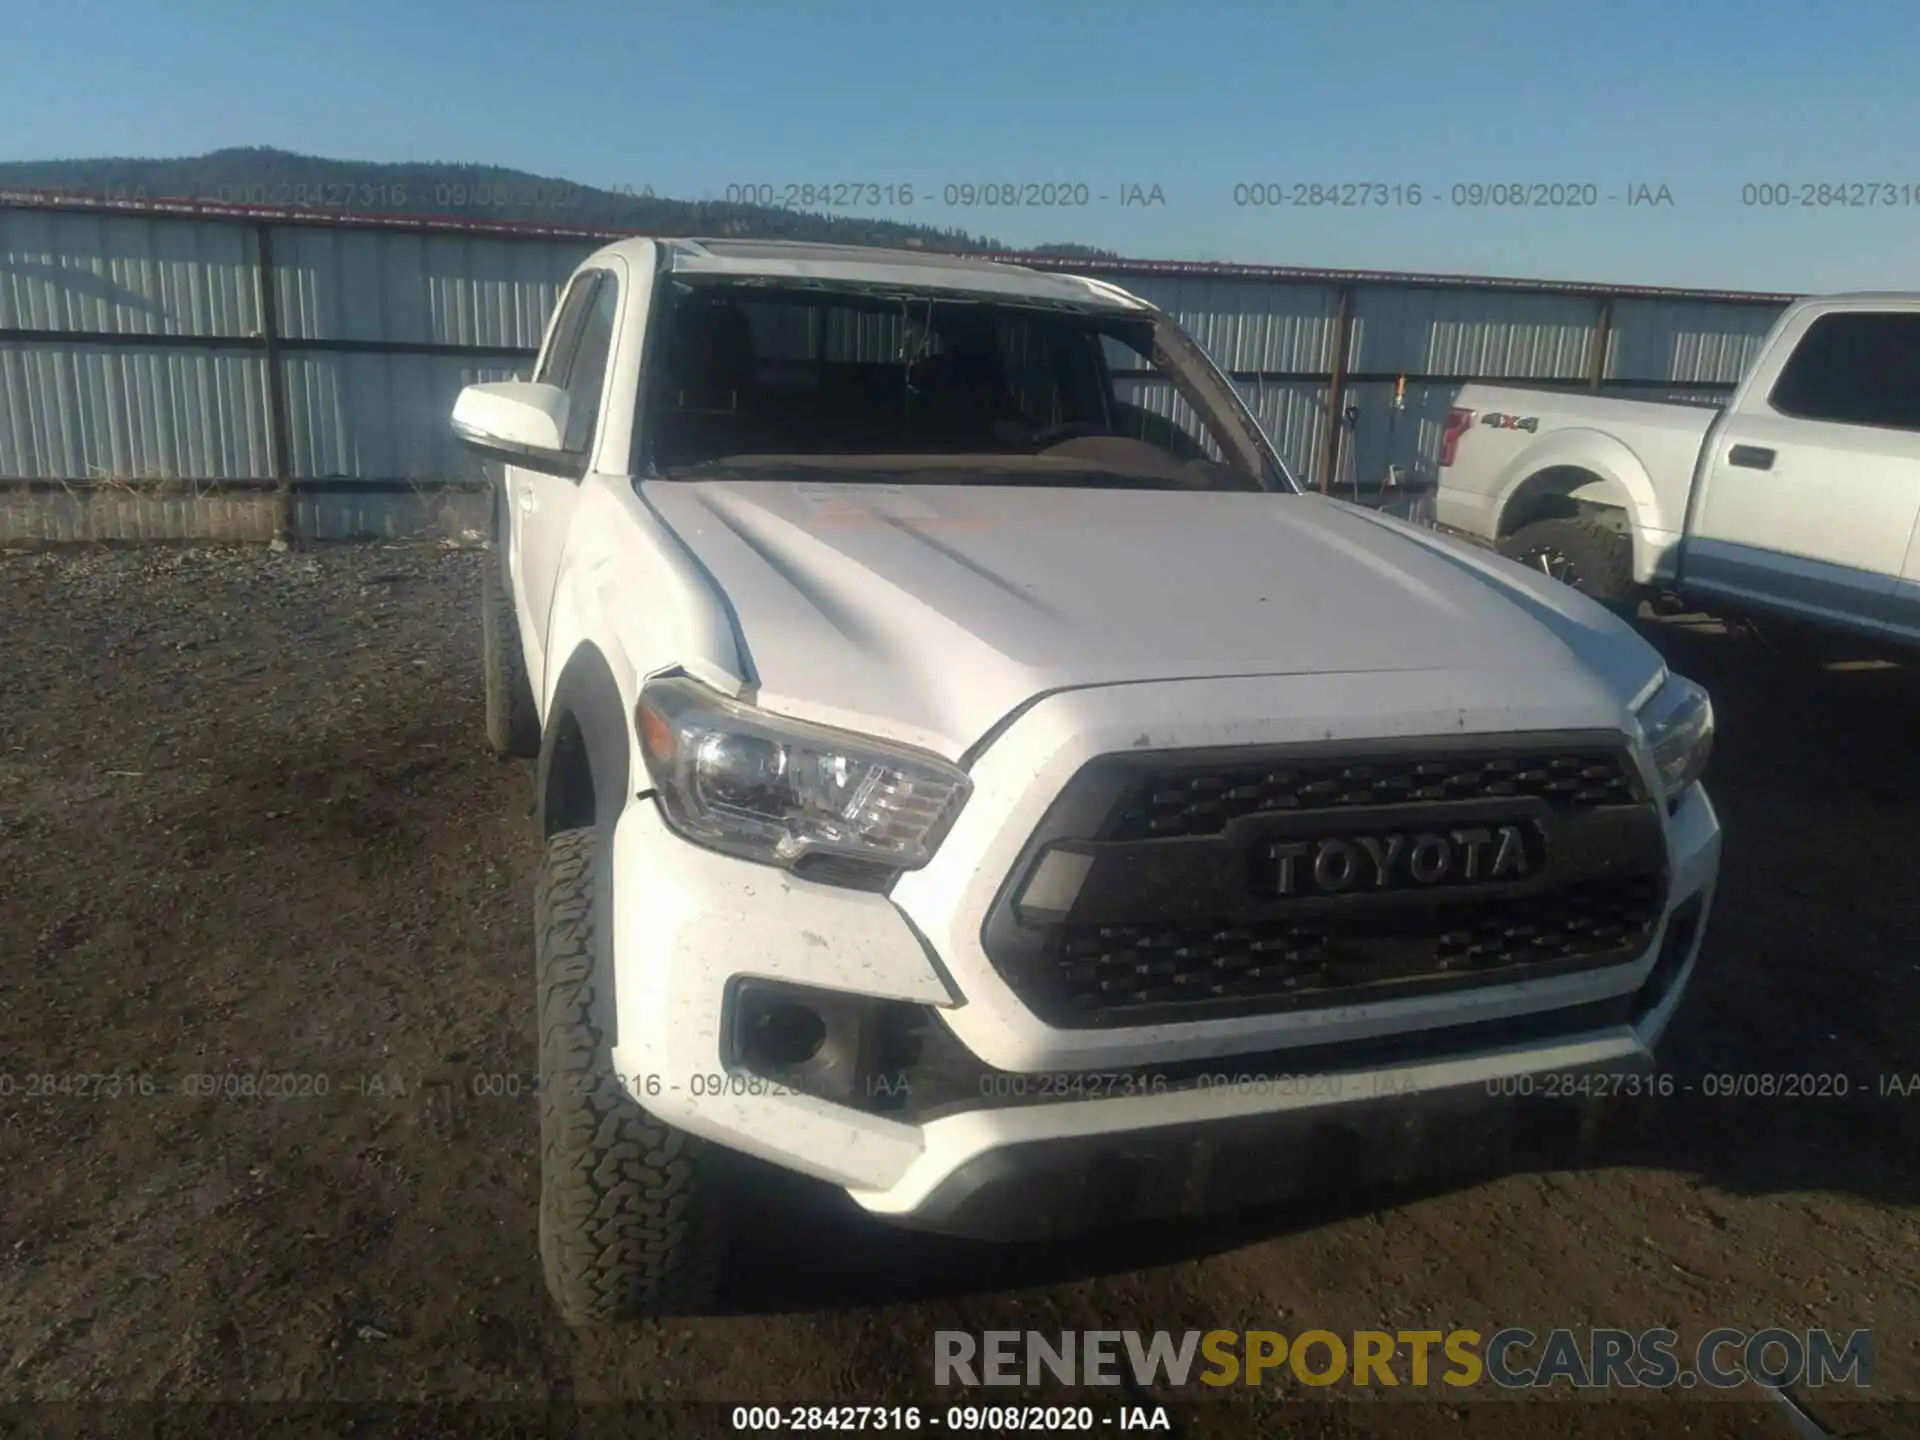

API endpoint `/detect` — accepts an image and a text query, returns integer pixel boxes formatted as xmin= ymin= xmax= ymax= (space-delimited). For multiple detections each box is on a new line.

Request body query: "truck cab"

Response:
xmin=1682 ymin=296 xmax=1920 ymax=640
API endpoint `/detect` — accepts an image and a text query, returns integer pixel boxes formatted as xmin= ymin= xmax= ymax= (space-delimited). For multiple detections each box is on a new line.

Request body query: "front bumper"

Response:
xmin=606 ymin=663 xmax=1720 ymax=1237
xmin=895 ymin=1053 xmax=1651 ymax=1241
xmin=605 ymin=767 xmax=1718 ymax=1237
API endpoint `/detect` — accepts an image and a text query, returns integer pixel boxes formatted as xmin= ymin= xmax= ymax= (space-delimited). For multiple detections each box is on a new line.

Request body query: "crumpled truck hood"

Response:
xmin=638 ymin=478 xmax=1664 ymax=760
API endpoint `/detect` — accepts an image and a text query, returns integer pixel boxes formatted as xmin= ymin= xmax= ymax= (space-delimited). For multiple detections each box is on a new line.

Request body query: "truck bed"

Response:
xmin=1433 ymin=383 xmax=1719 ymax=554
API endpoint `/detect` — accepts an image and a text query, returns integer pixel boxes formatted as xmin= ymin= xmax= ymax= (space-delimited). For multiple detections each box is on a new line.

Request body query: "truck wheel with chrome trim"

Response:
xmin=1500 ymin=517 xmax=1638 ymax=616
xmin=481 ymin=537 xmax=541 ymax=759
xmin=536 ymin=826 xmax=730 ymax=1322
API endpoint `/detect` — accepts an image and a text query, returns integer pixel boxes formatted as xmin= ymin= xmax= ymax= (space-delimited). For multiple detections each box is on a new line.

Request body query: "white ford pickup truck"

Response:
xmin=1435 ymin=293 xmax=1920 ymax=645
xmin=451 ymin=237 xmax=1721 ymax=1324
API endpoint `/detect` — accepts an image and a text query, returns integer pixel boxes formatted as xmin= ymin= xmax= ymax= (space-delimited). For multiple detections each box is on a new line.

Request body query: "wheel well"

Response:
xmin=535 ymin=642 xmax=635 ymax=842
xmin=1497 ymin=467 xmax=1630 ymax=538
xmin=543 ymin=708 xmax=597 ymax=837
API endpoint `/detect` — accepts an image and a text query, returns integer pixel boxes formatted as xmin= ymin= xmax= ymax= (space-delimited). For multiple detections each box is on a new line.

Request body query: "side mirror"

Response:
xmin=451 ymin=381 xmax=584 ymax=478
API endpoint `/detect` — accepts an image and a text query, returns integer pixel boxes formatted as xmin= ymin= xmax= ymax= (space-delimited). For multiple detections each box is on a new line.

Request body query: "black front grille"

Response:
xmin=1050 ymin=877 xmax=1664 ymax=1015
xmin=1113 ymin=751 xmax=1638 ymax=840
xmin=980 ymin=733 xmax=1670 ymax=1028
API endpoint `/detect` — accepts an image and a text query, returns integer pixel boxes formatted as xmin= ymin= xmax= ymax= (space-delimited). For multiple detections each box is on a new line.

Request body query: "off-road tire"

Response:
xmin=1500 ymin=516 xmax=1638 ymax=616
xmin=536 ymin=826 xmax=730 ymax=1324
xmin=481 ymin=555 xmax=541 ymax=759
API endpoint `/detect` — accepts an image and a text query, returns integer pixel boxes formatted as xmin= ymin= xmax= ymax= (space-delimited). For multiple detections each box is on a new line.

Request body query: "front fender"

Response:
xmin=536 ymin=640 xmax=634 ymax=840
xmin=538 ymin=476 xmax=760 ymax=838
xmin=542 ymin=480 xmax=751 ymax=722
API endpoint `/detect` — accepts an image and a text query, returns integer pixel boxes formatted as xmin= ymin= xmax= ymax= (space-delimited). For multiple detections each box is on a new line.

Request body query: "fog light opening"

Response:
xmin=745 ymin=1002 xmax=828 ymax=1068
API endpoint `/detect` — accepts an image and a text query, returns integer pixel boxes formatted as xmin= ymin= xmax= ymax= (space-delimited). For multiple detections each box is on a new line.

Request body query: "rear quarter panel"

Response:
xmin=1436 ymin=386 xmax=1718 ymax=585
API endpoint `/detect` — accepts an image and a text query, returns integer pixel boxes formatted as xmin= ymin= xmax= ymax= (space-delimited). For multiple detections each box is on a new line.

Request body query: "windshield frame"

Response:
xmin=629 ymin=269 xmax=1300 ymax=493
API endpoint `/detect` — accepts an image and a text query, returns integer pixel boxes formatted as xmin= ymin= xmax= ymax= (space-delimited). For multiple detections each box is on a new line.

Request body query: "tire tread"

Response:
xmin=482 ymin=557 xmax=541 ymax=759
xmin=1501 ymin=515 xmax=1638 ymax=614
xmin=536 ymin=827 xmax=727 ymax=1323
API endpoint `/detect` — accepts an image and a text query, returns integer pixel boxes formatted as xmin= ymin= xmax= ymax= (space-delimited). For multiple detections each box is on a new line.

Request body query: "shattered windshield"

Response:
xmin=640 ymin=279 xmax=1292 ymax=492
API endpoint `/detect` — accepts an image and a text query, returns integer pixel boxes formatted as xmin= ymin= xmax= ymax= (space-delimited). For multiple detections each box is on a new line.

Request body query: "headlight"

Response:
xmin=1635 ymin=673 xmax=1714 ymax=802
xmin=636 ymin=675 xmax=972 ymax=881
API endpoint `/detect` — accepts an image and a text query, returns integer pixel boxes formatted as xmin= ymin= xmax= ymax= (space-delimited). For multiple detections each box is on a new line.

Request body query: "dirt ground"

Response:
xmin=1 ymin=542 xmax=1915 ymax=1439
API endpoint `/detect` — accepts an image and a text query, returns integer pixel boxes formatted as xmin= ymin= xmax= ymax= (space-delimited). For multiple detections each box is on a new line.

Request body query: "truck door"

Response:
xmin=510 ymin=268 xmax=619 ymax=700
xmin=1683 ymin=308 xmax=1920 ymax=637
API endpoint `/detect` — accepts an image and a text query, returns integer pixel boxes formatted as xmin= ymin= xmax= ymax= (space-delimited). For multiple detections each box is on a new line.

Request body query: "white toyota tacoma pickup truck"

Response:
xmin=1435 ymin=293 xmax=1920 ymax=645
xmin=451 ymin=237 xmax=1721 ymax=1324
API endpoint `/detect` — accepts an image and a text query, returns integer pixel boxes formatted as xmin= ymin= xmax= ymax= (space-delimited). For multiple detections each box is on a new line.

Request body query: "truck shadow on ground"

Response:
xmin=717 ymin=617 xmax=1920 ymax=1315
xmin=725 ymin=1091 xmax=1916 ymax=1318
xmin=718 ymin=1138 xmax=1623 ymax=1316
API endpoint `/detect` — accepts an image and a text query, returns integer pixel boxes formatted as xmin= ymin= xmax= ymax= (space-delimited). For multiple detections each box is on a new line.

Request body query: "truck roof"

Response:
xmin=1792 ymin=291 xmax=1920 ymax=311
xmin=581 ymin=235 xmax=1148 ymax=311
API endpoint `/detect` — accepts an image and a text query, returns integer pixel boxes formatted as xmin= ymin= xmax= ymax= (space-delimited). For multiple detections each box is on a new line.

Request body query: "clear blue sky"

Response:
xmin=6 ymin=0 xmax=1919 ymax=293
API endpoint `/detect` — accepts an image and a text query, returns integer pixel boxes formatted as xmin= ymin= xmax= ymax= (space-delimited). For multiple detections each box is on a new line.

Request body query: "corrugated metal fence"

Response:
xmin=0 ymin=194 xmax=1796 ymax=542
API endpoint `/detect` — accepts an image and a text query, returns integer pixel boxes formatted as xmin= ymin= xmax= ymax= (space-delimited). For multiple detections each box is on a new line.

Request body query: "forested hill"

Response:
xmin=0 ymin=146 xmax=1122 ymax=257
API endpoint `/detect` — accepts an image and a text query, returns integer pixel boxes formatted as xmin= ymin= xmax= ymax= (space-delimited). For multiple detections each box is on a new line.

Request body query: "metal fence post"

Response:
xmin=254 ymin=223 xmax=294 ymax=543
xmin=1588 ymin=294 xmax=1614 ymax=390
xmin=1320 ymin=284 xmax=1355 ymax=493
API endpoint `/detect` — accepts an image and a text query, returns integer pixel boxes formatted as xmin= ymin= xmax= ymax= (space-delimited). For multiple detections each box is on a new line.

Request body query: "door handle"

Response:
xmin=1728 ymin=444 xmax=1775 ymax=471
xmin=518 ymin=487 xmax=537 ymax=514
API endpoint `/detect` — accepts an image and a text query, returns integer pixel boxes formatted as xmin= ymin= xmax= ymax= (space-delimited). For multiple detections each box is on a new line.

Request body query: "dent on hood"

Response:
xmin=639 ymin=479 xmax=1665 ymax=754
